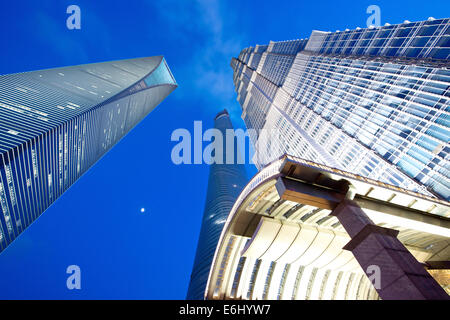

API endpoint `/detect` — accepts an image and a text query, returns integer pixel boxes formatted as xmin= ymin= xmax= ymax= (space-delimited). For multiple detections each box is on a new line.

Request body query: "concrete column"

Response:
xmin=331 ymin=199 xmax=449 ymax=300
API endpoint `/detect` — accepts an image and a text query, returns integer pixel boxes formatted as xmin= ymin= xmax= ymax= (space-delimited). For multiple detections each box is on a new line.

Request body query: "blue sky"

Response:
xmin=0 ymin=0 xmax=448 ymax=299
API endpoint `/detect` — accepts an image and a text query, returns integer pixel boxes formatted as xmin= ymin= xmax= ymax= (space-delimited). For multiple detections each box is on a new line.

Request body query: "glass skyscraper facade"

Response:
xmin=186 ymin=110 xmax=248 ymax=300
xmin=231 ymin=18 xmax=450 ymax=200
xmin=0 ymin=56 xmax=177 ymax=252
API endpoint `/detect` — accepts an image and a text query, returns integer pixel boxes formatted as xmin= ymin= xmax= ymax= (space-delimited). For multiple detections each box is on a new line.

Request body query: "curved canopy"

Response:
xmin=206 ymin=155 xmax=450 ymax=300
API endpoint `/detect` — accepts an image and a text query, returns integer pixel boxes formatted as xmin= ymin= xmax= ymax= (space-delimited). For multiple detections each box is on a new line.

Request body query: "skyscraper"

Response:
xmin=231 ymin=18 xmax=449 ymax=200
xmin=198 ymin=18 xmax=450 ymax=300
xmin=186 ymin=110 xmax=248 ymax=300
xmin=0 ymin=56 xmax=177 ymax=252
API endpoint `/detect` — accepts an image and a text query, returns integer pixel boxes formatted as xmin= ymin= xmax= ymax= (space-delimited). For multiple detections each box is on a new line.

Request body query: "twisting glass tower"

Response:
xmin=186 ymin=110 xmax=248 ymax=300
xmin=0 ymin=56 xmax=177 ymax=252
xmin=231 ymin=18 xmax=450 ymax=200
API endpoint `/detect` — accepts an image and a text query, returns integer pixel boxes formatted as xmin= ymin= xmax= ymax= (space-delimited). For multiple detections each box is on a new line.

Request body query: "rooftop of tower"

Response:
xmin=214 ymin=109 xmax=230 ymax=120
